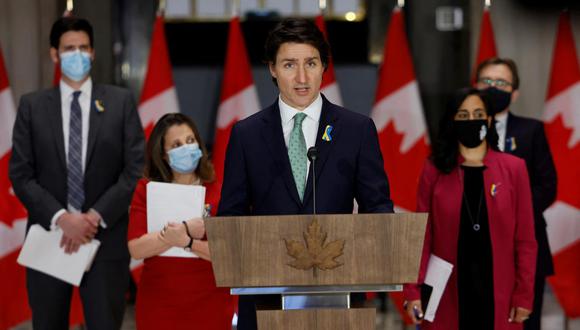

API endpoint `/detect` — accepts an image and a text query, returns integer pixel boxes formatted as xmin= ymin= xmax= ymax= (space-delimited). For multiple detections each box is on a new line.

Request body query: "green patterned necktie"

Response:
xmin=288 ymin=112 xmax=307 ymax=201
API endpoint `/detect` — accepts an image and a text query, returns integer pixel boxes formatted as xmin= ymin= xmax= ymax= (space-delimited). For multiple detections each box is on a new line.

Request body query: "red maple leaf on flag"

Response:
xmin=544 ymin=115 xmax=580 ymax=209
xmin=378 ymin=122 xmax=429 ymax=211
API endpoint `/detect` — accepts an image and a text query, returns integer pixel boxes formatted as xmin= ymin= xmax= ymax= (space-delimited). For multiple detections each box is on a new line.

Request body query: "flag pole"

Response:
xmin=319 ymin=0 xmax=327 ymax=12
xmin=158 ymin=0 xmax=166 ymax=15
xmin=232 ymin=0 xmax=240 ymax=18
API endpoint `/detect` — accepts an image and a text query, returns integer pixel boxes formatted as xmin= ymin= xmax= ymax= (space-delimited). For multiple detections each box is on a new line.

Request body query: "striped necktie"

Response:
xmin=67 ymin=90 xmax=85 ymax=211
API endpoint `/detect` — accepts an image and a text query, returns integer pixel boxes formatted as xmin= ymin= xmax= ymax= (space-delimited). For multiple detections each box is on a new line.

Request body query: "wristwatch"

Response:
xmin=182 ymin=221 xmax=193 ymax=252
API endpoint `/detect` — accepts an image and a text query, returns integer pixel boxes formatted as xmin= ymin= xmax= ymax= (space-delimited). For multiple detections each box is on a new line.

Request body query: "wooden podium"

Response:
xmin=205 ymin=213 xmax=427 ymax=330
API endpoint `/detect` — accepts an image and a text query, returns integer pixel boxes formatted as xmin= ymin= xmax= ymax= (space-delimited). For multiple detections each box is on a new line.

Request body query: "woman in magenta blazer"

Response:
xmin=404 ymin=88 xmax=537 ymax=330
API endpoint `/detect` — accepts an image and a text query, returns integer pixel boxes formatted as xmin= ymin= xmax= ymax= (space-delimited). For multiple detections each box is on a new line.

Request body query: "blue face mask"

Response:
xmin=167 ymin=143 xmax=203 ymax=174
xmin=60 ymin=50 xmax=91 ymax=82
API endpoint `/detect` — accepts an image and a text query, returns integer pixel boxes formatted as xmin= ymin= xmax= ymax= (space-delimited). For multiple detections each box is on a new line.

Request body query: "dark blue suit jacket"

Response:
xmin=217 ymin=95 xmax=394 ymax=330
xmin=217 ymin=94 xmax=394 ymax=217
xmin=505 ymin=112 xmax=557 ymax=277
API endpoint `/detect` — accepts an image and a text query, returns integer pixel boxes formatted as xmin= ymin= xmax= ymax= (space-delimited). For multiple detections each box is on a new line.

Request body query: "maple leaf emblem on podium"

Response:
xmin=284 ymin=218 xmax=345 ymax=276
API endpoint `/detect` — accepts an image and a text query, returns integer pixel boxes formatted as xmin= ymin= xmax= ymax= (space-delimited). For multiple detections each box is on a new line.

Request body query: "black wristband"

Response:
xmin=182 ymin=221 xmax=193 ymax=249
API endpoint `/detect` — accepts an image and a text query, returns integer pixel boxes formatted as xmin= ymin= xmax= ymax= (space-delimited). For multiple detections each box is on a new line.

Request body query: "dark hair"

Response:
xmin=432 ymin=88 xmax=499 ymax=174
xmin=264 ymin=18 xmax=330 ymax=85
xmin=50 ymin=17 xmax=94 ymax=49
xmin=144 ymin=113 xmax=215 ymax=183
xmin=475 ymin=57 xmax=520 ymax=90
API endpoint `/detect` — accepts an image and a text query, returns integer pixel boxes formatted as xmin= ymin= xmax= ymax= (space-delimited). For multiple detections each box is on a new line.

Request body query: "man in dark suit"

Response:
xmin=476 ymin=57 xmax=557 ymax=330
xmin=9 ymin=17 xmax=144 ymax=329
xmin=217 ymin=18 xmax=394 ymax=330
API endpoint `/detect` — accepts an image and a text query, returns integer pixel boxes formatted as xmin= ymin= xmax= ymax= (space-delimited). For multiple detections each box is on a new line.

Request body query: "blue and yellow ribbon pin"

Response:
xmin=322 ymin=125 xmax=333 ymax=142
xmin=509 ymin=137 xmax=517 ymax=151
xmin=94 ymin=99 xmax=105 ymax=113
xmin=490 ymin=184 xmax=497 ymax=197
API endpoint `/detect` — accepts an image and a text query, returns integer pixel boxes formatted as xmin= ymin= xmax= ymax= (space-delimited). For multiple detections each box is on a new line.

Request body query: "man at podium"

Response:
xmin=218 ymin=18 xmax=394 ymax=330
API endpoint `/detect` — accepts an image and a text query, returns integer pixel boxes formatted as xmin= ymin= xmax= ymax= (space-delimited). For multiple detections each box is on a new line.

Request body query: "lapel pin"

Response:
xmin=94 ymin=99 xmax=105 ymax=113
xmin=509 ymin=137 xmax=517 ymax=151
xmin=490 ymin=183 xmax=502 ymax=197
xmin=322 ymin=125 xmax=333 ymax=142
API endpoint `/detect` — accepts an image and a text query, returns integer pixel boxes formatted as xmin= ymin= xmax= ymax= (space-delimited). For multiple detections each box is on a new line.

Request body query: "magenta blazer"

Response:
xmin=404 ymin=149 xmax=537 ymax=330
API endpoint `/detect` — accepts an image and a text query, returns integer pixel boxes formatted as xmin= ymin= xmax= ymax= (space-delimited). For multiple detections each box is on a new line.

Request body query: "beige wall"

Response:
xmin=1 ymin=0 xmax=579 ymax=118
xmin=470 ymin=1 xmax=580 ymax=120
xmin=0 ymin=0 xmax=58 ymax=101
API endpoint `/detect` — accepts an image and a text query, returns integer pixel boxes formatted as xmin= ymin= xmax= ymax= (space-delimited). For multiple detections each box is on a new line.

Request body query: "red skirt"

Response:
xmin=135 ymin=256 xmax=234 ymax=330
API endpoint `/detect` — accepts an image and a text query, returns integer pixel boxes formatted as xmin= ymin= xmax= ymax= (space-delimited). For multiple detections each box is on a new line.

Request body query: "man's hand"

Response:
xmin=60 ymin=235 xmax=81 ymax=254
xmin=85 ymin=210 xmax=101 ymax=228
xmin=56 ymin=212 xmax=97 ymax=244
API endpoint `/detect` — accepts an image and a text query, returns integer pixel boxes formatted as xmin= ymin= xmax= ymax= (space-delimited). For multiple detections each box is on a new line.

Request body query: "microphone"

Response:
xmin=307 ymin=147 xmax=318 ymax=215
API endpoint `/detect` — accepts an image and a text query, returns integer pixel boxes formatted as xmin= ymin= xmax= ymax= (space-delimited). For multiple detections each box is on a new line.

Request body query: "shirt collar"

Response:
xmin=494 ymin=110 xmax=508 ymax=128
xmin=60 ymin=77 xmax=93 ymax=101
xmin=279 ymin=93 xmax=323 ymax=125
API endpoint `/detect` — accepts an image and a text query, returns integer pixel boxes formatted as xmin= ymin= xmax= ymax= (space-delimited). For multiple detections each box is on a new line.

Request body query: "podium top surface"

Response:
xmin=206 ymin=213 xmax=427 ymax=288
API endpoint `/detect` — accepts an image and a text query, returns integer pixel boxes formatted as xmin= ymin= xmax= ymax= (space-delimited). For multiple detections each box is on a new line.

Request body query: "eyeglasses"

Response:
xmin=477 ymin=78 xmax=512 ymax=88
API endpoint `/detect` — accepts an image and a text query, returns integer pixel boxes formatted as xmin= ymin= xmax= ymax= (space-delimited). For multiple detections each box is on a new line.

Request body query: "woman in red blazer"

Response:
xmin=127 ymin=113 xmax=234 ymax=329
xmin=404 ymin=88 xmax=537 ymax=330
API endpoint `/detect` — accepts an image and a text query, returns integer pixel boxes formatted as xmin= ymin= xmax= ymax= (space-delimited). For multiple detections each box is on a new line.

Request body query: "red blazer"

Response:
xmin=404 ymin=149 xmax=537 ymax=330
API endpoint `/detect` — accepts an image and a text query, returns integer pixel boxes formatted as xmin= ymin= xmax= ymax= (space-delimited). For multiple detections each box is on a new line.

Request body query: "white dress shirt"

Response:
xmin=495 ymin=111 xmax=508 ymax=151
xmin=51 ymin=78 xmax=106 ymax=229
xmin=279 ymin=94 xmax=322 ymax=183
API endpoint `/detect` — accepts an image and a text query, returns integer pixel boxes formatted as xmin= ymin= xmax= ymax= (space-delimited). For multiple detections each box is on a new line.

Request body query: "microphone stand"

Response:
xmin=307 ymin=147 xmax=318 ymax=215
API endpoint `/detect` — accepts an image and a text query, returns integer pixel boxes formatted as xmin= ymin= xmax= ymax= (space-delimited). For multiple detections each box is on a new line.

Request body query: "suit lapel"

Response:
xmin=47 ymin=88 xmax=66 ymax=169
xmin=303 ymin=96 xmax=339 ymax=204
xmin=260 ymin=101 xmax=302 ymax=207
xmin=86 ymin=84 xmax=105 ymax=166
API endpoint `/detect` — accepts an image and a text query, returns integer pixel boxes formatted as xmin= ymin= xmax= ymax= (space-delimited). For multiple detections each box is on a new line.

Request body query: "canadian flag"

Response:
xmin=473 ymin=5 xmax=497 ymax=77
xmin=138 ymin=13 xmax=180 ymax=139
xmin=542 ymin=12 xmax=580 ymax=318
xmin=0 ymin=43 xmax=29 ymax=330
xmin=130 ymin=12 xmax=181 ymax=282
xmin=370 ymin=7 xmax=429 ymax=323
xmin=314 ymin=14 xmax=342 ymax=106
xmin=210 ymin=16 xmax=259 ymax=203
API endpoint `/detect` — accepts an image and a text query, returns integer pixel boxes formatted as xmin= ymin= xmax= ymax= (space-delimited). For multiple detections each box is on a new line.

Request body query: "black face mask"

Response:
xmin=454 ymin=120 xmax=488 ymax=148
xmin=486 ymin=87 xmax=512 ymax=115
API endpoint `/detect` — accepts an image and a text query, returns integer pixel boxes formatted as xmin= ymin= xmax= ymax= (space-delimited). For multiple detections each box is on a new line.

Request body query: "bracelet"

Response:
xmin=182 ymin=221 xmax=193 ymax=238
xmin=182 ymin=221 xmax=193 ymax=250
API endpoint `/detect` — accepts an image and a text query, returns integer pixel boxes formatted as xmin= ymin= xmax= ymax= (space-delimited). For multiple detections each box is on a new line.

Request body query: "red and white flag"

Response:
xmin=370 ymin=7 xmax=429 ymax=323
xmin=371 ymin=7 xmax=429 ymax=213
xmin=314 ymin=14 xmax=342 ymax=106
xmin=0 ymin=43 xmax=29 ymax=330
xmin=473 ymin=5 xmax=497 ymax=78
xmin=542 ymin=12 xmax=580 ymax=318
xmin=130 ymin=12 xmax=181 ymax=282
xmin=210 ymin=16 xmax=259 ymax=203
xmin=138 ymin=13 xmax=180 ymax=139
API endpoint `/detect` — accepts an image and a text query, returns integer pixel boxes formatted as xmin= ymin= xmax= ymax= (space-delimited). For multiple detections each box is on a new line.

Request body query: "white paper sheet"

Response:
xmin=17 ymin=224 xmax=100 ymax=286
xmin=423 ymin=254 xmax=454 ymax=322
xmin=146 ymin=181 xmax=205 ymax=258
